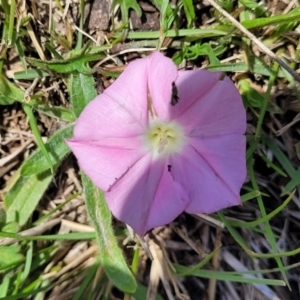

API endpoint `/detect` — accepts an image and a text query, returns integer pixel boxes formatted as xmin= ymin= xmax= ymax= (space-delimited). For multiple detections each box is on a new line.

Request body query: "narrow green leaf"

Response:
xmin=21 ymin=125 xmax=73 ymax=176
xmin=255 ymin=63 xmax=279 ymax=139
xmin=113 ymin=0 xmax=142 ymax=22
xmin=15 ymin=38 xmax=27 ymax=71
xmin=259 ymin=153 xmax=287 ymax=177
xmin=0 ymin=74 xmax=24 ymax=105
xmin=0 ymin=231 xmax=96 ymax=241
xmin=132 ymin=283 xmax=164 ymax=300
xmin=175 ymin=245 xmax=221 ymax=276
xmin=182 ymin=0 xmax=195 ymax=28
xmin=239 ymin=78 xmax=265 ymax=108
xmin=207 ymin=60 xmax=285 ymax=78
xmin=113 ymin=28 xmax=228 ymax=39
xmin=27 ymin=52 xmax=103 ymax=74
xmin=22 ymin=104 xmax=53 ymax=174
xmin=0 ymin=275 xmax=10 ymax=297
xmin=2 ymin=222 xmax=20 ymax=233
xmin=36 ymin=105 xmax=76 ymax=122
xmin=68 ymin=71 xmax=97 ymax=117
xmin=230 ymin=192 xmax=294 ymax=228
xmin=8 ymin=0 xmax=16 ymax=45
xmin=75 ymin=0 xmax=85 ymax=50
xmin=0 ymin=246 xmax=23 ymax=268
xmin=296 ymin=142 xmax=300 ymax=160
xmin=282 ymin=168 xmax=300 ymax=195
xmin=1 ymin=0 xmax=10 ymax=15
xmin=264 ymin=137 xmax=296 ymax=177
xmin=44 ymin=42 xmax=64 ymax=59
xmin=5 ymin=169 xmax=54 ymax=226
xmin=72 ymin=262 xmax=99 ymax=300
xmin=219 ymin=212 xmax=300 ymax=258
xmin=173 ymin=264 xmax=286 ymax=286
xmin=82 ymin=173 xmax=137 ymax=293
xmin=242 ymin=7 xmax=300 ymax=30
xmin=241 ymin=190 xmax=260 ymax=202
xmin=0 ymin=209 xmax=6 ymax=229
xmin=13 ymin=69 xmax=50 ymax=80
xmin=33 ymin=193 xmax=79 ymax=226
xmin=248 ymin=159 xmax=290 ymax=288
xmin=20 ymin=242 xmax=33 ymax=284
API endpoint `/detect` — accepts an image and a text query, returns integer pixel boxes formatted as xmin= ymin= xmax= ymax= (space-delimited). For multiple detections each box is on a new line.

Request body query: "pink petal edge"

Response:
xmin=175 ymin=70 xmax=246 ymax=137
xmin=105 ymin=154 xmax=189 ymax=235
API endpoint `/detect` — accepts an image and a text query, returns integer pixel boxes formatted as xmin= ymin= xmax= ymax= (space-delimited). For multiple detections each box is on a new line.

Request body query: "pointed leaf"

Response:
xmin=5 ymin=169 xmax=54 ymax=226
xmin=68 ymin=71 xmax=97 ymax=117
xmin=82 ymin=173 xmax=137 ymax=293
xmin=0 ymin=74 xmax=24 ymax=105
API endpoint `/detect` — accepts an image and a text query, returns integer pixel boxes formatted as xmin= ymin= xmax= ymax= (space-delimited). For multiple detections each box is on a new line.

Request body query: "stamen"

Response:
xmin=143 ymin=120 xmax=186 ymax=159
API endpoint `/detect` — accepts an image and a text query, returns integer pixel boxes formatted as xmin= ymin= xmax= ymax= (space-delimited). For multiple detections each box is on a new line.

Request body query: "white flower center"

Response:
xmin=143 ymin=120 xmax=186 ymax=159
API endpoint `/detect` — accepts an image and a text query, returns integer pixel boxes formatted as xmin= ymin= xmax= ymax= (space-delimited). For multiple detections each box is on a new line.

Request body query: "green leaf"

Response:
xmin=0 ymin=74 xmax=24 ymax=105
xmin=2 ymin=222 xmax=20 ymax=233
xmin=241 ymin=190 xmax=260 ymax=202
xmin=172 ymin=264 xmax=286 ymax=286
xmin=132 ymin=283 xmax=164 ymax=300
xmin=239 ymin=0 xmax=266 ymax=11
xmin=248 ymin=159 xmax=290 ymax=288
xmin=22 ymin=104 xmax=53 ymax=174
xmin=0 ymin=75 xmax=43 ymax=107
xmin=206 ymin=58 xmax=285 ymax=78
xmin=4 ymin=169 xmax=54 ymax=226
xmin=0 ymin=246 xmax=24 ymax=268
xmin=0 ymin=209 xmax=6 ymax=229
xmin=242 ymin=7 xmax=300 ymax=29
xmin=296 ymin=142 xmax=300 ymax=160
xmin=239 ymin=79 xmax=264 ymax=107
xmin=264 ymin=137 xmax=300 ymax=191
xmin=72 ymin=262 xmax=100 ymax=300
xmin=27 ymin=52 xmax=104 ymax=74
xmin=21 ymin=125 xmax=73 ymax=176
xmin=0 ymin=231 xmax=96 ymax=241
xmin=182 ymin=0 xmax=195 ymax=28
xmin=179 ymin=43 xmax=221 ymax=65
xmin=13 ymin=69 xmax=50 ymax=80
xmin=113 ymin=0 xmax=142 ymax=22
xmin=113 ymin=28 xmax=228 ymax=39
xmin=282 ymin=167 xmax=300 ymax=195
xmin=82 ymin=173 xmax=137 ymax=293
xmin=68 ymin=71 xmax=97 ymax=117
xmin=36 ymin=105 xmax=76 ymax=122
xmin=0 ymin=275 xmax=10 ymax=298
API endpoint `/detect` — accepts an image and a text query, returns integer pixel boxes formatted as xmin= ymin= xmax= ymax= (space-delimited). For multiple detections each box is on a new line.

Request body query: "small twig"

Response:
xmin=24 ymin=77 xmax=39 ymax=102
xmin=96 ymin=47 xmax=162 ymax=67
xmin=206 ymin=0 xmax=300 ymax=83
xmin=283 ymin=0 xmax=298 ymax=15
xmin=276 ymin=112 xmax=300 ymax=136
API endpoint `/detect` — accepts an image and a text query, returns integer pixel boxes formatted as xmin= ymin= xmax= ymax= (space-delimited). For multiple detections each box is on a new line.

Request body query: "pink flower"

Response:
xmin=66 ymin=52 xmax=246 ymax=235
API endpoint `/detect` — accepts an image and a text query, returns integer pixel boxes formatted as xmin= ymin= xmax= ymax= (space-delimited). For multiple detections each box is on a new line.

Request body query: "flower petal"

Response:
xmin=188 ymin=134 xmax=247 ymax=196
xmin=147 ymin=52 xmax=178 ymax=121
xmin=73 ymin=93 xmax=146 ymax=141
xmin=103 ymin=58 xmax=152 ymax=129
xmin=171 ymin=69 xmax=222 ymax=119
xmin=175 ymin=70 xmax=246 ymax=136
xmin=66 ymin=138 xmax=146 ymax=191
xmin=171 ymin=140 xmax=244 ymax=214
xmin=105 ymin=155 xmax=189 ymax=235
